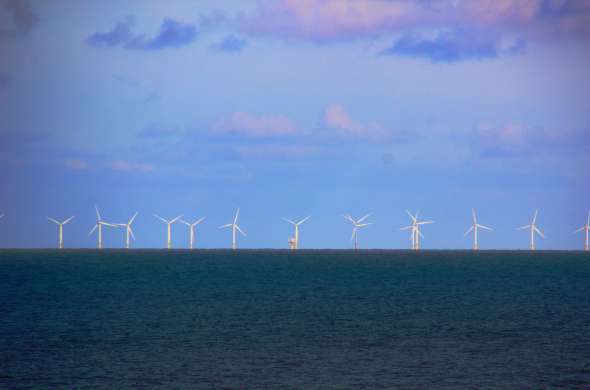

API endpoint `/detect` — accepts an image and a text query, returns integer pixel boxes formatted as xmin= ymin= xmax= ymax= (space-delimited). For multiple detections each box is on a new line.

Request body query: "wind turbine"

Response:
xmin=574 ymin=211 xmax=590 ymax=251
xmin=116 ymin=212 xmax=138 ymax=249
xmin=518 ymin=209 xmax=545 ymax=250
xmin=154 ymin=214 xmax=183 ymax=249
xmin=47 ymin=216 xmax=74 ymax=249
xmin=401 ymin=211 xmax=433 ymax=250
xmin=89 ymin=206 xmax=118 ymax=249
xmin=283 ymin=216 xmax=310 ymax=250
xmin=343 ymin=213 xmax=372 ymax=250
xmin=219 ymin=208 xmax=246 ymax=250
xmin=180 ymin=217 xmax=205 ymax=249
xmin=464 ymin=208 xmax=492 ymax=250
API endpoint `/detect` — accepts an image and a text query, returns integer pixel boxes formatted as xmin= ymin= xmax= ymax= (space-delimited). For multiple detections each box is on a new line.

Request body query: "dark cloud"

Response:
xmin=381 ymin=31 xmax=526 ymax=63
xmin=87 ymin=17 xmax=197 ymax=50
xmin=87 ymin=16 xmax=134 ymax=47
xmin=0 ymin=0 xmax=39 ymax=37
xmin=126 ymin=19 xmax=196 ymax=50
xmin=210 ymin=34 xmax=247 ymax=53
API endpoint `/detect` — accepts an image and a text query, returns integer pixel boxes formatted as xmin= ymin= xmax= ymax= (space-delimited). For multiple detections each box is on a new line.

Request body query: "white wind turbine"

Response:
xmin=47 ymin=216 xmax=74 ymax=249
xmin=180 ymin=217 xmax=205 ymax=249
xmin=464 ymin=208 xmax=492 ymax=250
xmin=116 ymin=212 xmax=138 ymax=249
xmin=401 ymin=211 xmax=434 ymax=250
xmin=518 ymin=209 xmax=545 ymax=250
xmin=89 ymin=206 xmax=118 ymax=249
xmin=343 ymin=213 xmax=372 ymax=250
xmin=283 ymin=216 xmax=310 ymax=250
xmin=219 ymin=208 xmax=246 ymax=250
xmin=154 ymin=214 xmax=183 ymax=249
xmin=574 ymin=211 xmax=590 ymax=251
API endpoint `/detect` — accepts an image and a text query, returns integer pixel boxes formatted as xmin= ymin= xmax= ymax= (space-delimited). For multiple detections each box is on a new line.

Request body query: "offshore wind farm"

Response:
xmin=0 ymin=207 xmax=589 ymax=250
xmin=2 ymin=0 xmax=589 ymax=388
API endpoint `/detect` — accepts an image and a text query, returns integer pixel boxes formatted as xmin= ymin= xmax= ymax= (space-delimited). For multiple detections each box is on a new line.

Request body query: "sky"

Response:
xmin=0 ymin=0 xmax=589 ymax=250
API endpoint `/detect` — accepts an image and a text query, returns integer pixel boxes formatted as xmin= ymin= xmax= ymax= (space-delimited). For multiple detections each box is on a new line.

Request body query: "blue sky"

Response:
xmin=1 ymin=0 xmax=589 ymax=249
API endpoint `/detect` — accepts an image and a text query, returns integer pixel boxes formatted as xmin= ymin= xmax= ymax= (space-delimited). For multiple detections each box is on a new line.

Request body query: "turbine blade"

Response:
xmin=343 ymin=214 xmax=354 ymax=223
xmin=234 ymin=208 xmax=240 ymax=224
xmin=129 ymin=226 xmax=136 ymax=241
xmin=47 ymin=217 xmax=60 ymax=225
xmin=88 ymin=224 xmax=97 ymax=236
xmin=179 ymin=219 xmax=191 ymax=226
xmin=95 ymin=205 xmax=101 ymax=221
xmin=170 ymin=214 xmax=183 ymax=224
xmin=464 ymin=226 xmax=474 ymax=237
xmin=357 ymin=222 xmax=372 ymax=227
xmin=297 ymin=216 xmax=311 ymax=225
xmin=351 ymin=227 xmax=357 ymax=241
xmin=129 ymin=212 xmax=138 ymax=225
xmin=417 ymin=229 xmax=424 ymax=238
xmin=400 ymin=226 xmax=412 ymax=230
xmin=477 ymin=224 xmax=492 ymax=231
xmin=406 ymin=210 xmax=416 ymax=222
xmin=101 ymin=222 xmax=119 ymax=228
xmin=219 ymin=223 xmax=232 ymax=229
xmin=472 ymin=208 xmax=477 ymax=224
xmin=154 ymin=214 xmax=168 ymax=223
xmin=574 ymin=227 xmax=585 ymax=233
xmin=283 ymin=218 xmax=296 ymax=225
xmin=517 ymin=225 xmax=531 ymax=230
xmin=417 ymin=221 xmax=434 ymax=225
xmin=534 ymin=226 xmax=545 ymax=238
xmin=194 ymin=217 xmax=205 ymax=225
xmin=63 ymin=216 xmax=75 ymax=225
xmin=236 ymin=225 xmax=246 ymax=236
xmin=357 ymin=213 xmax=372 ymax=223
xmin=532 ymin=209 xmax=538 ymax=225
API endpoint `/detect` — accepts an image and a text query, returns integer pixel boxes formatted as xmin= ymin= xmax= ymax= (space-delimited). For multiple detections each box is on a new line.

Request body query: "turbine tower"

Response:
xmin=575 ymin=211 xmax=590 ymax=251
xmin=117 ymin=212 xmax=138 ymax=249
xmin=464 ymin=208 xmax=492 ymax=250
xmin=401 ymin=211 xmax=433 ymax=250
xmin=154 ymin=214 xmax=183 ymax=249
xmin=219 ymin=208 xmax=246 ymax=250
xmin=283 ymin=216 xmax=310 ymax=250
xmin=518 ymin=209 xmax=545 ymax=250
xmin=89 ymin=206 xmax=118 ymax=249
xmin=343 ymin=213 xmax=372 ymax=250
xmin=180 ymin=217 xmax=205 ymax=249
xmin=48 ymin=216 xmax=74 ymax=249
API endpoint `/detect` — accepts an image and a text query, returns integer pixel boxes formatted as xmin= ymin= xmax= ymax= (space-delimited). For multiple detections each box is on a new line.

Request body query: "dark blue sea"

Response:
xmin=1 ymin=250 xmax=589 ymax=388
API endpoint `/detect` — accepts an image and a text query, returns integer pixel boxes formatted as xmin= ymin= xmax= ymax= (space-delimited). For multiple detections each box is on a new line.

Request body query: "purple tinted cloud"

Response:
xmin=210 ymin=34 xmax=247 ymax=53
xmin=382 ymin=31 xmax=526 ymax=63
xmin=87 ymin=17 xmax=197 ymax=50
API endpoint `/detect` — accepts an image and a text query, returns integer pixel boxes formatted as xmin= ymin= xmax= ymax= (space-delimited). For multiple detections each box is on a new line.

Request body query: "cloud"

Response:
xmin=236 ymin=0 xmax=590 ymax=61
xmin=111 ymin=160 xmax=154 ymax=173
xmin=0 ymin=0 xmax=39 ymax=37
xmin=210 ymin=34 xmax=247 ymax=53
xmin=87 ymin=17 xmax=197 ymax=50
xmin=381 ymin=30 xmax=526 ymax=63
xmin=323 ymin=104 xmax=393 ymax=140
xmin=239 ymin=0 xmax=424 ymax=43
xmin=216 ymin=112 xmax=301 ymax=137
xmin=126 ymin=19 xmax=197 ymax=50
xmin=468 ymin=121 xmax=585 ymax=157
xmin=64 ymin=159 xmax=88 ymax=170
xmin=87 ymin=16 xmax=134 ymax=47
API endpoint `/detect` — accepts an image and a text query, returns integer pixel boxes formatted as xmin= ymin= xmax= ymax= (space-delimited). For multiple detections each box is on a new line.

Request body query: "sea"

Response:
xmin=0 ymin=249 xmax=589 ymax=389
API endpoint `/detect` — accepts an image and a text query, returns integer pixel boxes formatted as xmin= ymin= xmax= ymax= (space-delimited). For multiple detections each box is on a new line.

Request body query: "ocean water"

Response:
xmin=1 ymin=249 xmax=589 ymax=389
